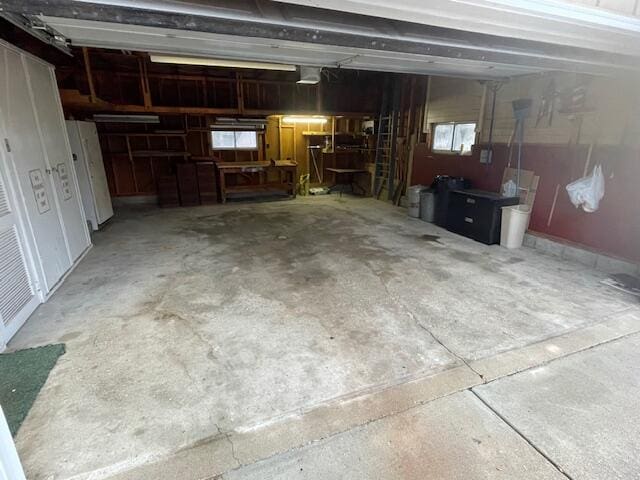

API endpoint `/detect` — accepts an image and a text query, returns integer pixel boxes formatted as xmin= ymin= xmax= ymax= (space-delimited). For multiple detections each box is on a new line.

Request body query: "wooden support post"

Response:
xmin=125 ymin=135 xmax=139 ymax=193
xmin=236 ymin=72 xmax=245 ymax=115
xmin=422 ymin=76 xmax=431 ymax=136
xmin=82 ymin=47 xmax=97 ymax=103
xmin=293 ymin=124 xmax=297 ymax=166
xmin=105 ymin=136 xmax=120 ymax=195
xmin=406 ymin=97 xmax=424 ymax=193
xmin=278 ymin=116 xmax=283 ymax=160
xmin=315 ymin=82 xmax=323 ymax=112
xmin=201 ymin=78 xmax=208 ymax=107
xmin=477 ymin=82 xmax=488 ymax=143
xmin=138 ymin=56 xmax=153 ymax=109
xmin=330 ymin=116 xmax=335 ymax=154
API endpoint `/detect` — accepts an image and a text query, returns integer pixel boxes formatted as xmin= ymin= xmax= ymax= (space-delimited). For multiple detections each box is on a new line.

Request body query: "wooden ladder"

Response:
xmin=374 ymin=75 xmax=402 ymax=200
xmin=374 ymin=114 xmax=393 ymax=199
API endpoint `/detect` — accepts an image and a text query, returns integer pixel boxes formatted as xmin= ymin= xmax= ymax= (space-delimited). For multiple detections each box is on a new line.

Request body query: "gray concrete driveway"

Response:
xmin=222 ymin=333 xmax=640 ymax=480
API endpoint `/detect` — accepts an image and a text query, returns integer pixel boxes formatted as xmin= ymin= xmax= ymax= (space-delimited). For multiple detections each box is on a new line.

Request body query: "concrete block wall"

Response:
xmin=524 ymin=232 xmax=640 ymax=275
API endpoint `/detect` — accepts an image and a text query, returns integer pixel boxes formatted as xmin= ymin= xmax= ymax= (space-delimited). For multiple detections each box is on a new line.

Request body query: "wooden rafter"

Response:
xmin=82 ymin=47 xmax=97 ymax=103
xmin=137 ymin=56 xmax=153 ymax=109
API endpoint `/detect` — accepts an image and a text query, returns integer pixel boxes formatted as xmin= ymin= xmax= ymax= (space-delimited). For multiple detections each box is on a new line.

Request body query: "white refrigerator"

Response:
xmin=66 ymin=120 xmax=113 ymax=231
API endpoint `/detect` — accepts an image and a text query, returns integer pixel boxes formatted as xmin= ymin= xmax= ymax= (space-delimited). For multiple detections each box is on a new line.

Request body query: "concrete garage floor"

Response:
xmin=222 ymin=333 xmax=640 ymax=480
xmin=8 ymin=196 xmax=640 ymax=479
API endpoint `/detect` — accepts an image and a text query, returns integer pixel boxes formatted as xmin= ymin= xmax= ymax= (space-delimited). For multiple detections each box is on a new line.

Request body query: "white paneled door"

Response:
xmin=0 ymin=47 xmax=71 ymax=291
xmin=67 ymin=120 xmax=113 ymax=230
xmin=24 ymin=56 xmax=90 ymax=262
xmin=79 ymin=122 xmax=113 ymax=225
xmin=0 ymin=406 xmax=26 ymax=480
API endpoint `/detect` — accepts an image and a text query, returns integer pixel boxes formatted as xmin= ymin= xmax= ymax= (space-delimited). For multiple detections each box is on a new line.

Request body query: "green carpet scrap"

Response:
xmin=0 ymin=344 xmax=65 ymax=437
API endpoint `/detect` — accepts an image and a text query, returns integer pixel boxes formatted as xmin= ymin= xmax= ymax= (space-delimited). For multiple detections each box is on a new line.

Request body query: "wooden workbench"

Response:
xmin=325 ymin=167 xmax=370 ymax=196
xmin=216 ymin=161 xmax=297 ymax=203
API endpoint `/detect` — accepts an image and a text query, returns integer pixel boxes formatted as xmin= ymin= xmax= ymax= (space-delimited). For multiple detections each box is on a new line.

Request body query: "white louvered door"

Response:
xmin=0 ymin=134 xmax=40 ymax=350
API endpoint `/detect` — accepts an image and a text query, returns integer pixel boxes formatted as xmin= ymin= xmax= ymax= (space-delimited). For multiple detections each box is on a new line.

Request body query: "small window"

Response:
xmin=432 ymin=122 xmax=476 ymax=154
xmin=211 ymin=130 xmax=258 ymax=150
xmin=433 ymin=124 xmax=455 ymax=151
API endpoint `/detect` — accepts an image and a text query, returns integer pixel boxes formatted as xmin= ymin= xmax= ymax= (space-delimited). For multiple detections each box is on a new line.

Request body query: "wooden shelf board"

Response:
xmin=303 ymin=131 xmax=364 ymax=137
xmin=225 ymin=184 xmax=292 ymax=193
xmin=103 ymin=132 xmax=186 ymax=137
xmin=302 ymin=131 xmax=331 ymax=136
xmin=131 ymin=150 xmax=191 ymax=157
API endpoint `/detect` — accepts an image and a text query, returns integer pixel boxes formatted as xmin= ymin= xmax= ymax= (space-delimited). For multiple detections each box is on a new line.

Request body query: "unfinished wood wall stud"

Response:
xmin=82 ymin=47 xmax=97 ymax=104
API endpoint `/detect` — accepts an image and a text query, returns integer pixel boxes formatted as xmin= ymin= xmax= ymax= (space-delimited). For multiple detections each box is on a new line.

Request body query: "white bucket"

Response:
xmin=407 ymin=185 xmax=427 ymax=218
xmin=500 ymin=204 xmax=532 ymax=249
xmin=420 ymin=190 xmax=436 ymax=223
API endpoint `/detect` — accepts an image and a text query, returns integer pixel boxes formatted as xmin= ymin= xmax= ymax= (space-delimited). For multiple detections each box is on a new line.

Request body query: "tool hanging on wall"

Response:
xmin=535 ymin=78 xmax=558 ymax=128
xmin=484 ymin=80 xmax=504 ymax=167
xmin=308 ymin=145 xmax=323 ymax=183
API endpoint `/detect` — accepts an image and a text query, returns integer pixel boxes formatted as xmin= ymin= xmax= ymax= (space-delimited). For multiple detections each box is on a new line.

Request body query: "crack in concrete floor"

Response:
xmin=8 ymin=197 xmax=639 ymax=480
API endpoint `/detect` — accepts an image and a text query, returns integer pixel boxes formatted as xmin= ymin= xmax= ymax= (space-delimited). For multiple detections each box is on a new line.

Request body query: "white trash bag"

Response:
xmin=502 ymin=179 xmax=517 ymax=198
xmin=566 ymin=164 xmax=605 ymax=213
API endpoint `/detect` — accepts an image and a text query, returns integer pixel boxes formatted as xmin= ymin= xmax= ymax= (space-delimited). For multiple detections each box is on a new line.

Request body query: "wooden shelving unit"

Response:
xmin=99 ymin=127 xmax=191 ymax=196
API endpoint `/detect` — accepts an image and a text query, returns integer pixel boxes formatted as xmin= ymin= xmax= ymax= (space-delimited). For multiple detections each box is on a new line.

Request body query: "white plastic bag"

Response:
xmin=566 ymin=164 xmax=605 ymax=213
xmin=502 ymin=179 xmax=517 ymax=197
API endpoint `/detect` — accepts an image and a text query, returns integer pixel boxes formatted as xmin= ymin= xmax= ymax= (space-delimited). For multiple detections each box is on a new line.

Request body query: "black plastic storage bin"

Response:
xmin=446 ymin=190 xmax=520 ymax=244
xmin=431 ymin=176 xmax=468 ymax=227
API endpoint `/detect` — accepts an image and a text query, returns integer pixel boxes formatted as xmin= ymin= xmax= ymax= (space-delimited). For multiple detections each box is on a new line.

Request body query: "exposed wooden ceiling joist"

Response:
xmin=2 ymin=0 xmax=639 ymax=79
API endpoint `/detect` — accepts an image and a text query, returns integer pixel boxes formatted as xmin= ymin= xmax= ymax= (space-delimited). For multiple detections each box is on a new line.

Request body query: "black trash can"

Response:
xmin=431 ymin=176 xmax=468 ymax=227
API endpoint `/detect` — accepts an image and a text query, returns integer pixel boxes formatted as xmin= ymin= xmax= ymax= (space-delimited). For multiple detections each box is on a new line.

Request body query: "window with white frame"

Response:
xmin=432 ymin=122 xmax=476 ymax=154
xmin=211 ymin=130 xmax=258 ymax=150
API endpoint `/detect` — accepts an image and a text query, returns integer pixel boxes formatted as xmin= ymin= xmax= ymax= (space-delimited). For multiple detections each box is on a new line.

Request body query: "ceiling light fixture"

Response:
xmin=297 ymin=66 xmax=322 ymax=84
xmin=282 ymin=116 xmax=327 ymax=124
xmin=93 ymin=114 xmax=160 ymax=124
xmin=212 ymin=118 xmax=267 ymax=130
xmin=149 ymin=55 xmax=297 ymax=71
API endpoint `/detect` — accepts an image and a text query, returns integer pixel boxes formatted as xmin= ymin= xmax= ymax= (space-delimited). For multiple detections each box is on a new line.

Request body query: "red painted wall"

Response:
xmin=411 ymin=143 xmax=640 ymax=262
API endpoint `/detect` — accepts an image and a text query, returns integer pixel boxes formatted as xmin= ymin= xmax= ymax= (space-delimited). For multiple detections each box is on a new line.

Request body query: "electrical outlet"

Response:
xmin=480 ymin=149 xmax=492 ymax=164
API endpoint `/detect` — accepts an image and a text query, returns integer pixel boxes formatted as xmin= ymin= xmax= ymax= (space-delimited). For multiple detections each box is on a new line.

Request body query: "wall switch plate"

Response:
xmin=480 ymin=149 xmax=492 ymax=164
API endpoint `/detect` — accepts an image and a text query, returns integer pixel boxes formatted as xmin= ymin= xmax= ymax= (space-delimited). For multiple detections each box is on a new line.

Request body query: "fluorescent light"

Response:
xmin=214 ymin=118 xmax=267 ymax=124
xmin=93 ymin=114 xmax=159 ymax=124
xmin=212 ymin=117 xmax=267 ymax=130
xmin=149 ymin=55 xmax=297 ymax=71
xmin=282 ymin=116 xmax=327 ymax=124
